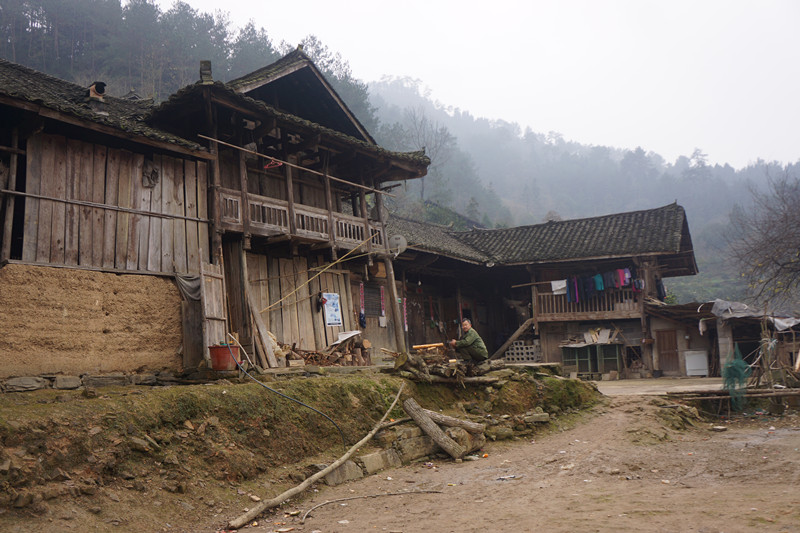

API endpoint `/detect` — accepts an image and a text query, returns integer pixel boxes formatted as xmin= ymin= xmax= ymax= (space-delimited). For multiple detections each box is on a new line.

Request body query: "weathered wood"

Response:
xmin=1 ymin=128 xmax=19 ymax=262
xmin=243 ymin=250 xmax=278 ymax=368
xmin=196 ymin=160 xmax=209 ymax=263
xmin=184 ymin=160 xmax=200 ymax=273
xmin=295 ymin=256 xmax=316 ymax=350
xmin=102 ymin=148 xmax=120 ymax=268
xmin=77 ymin=140 xmax=94 ymax=266
xmin=135 ymin=153 xmax=152 ymax=271
xmin=35 ymin=135 xmax=56 ymax=262
xmin=227 ymin=382 xmax=406 ymax=530
xmin=268 ymin=255 xmax=283 ymax=343
xmin=279 ymin=258 xmax=298 ymax=344
xmin=172 ymin=158 xmax=188 ymax=272
xmin=114 ymin=150 xmax=132 ymax=269
xmin=160 ymin=156 xmax=174 ymax=271
xmin=21 ymin=134 xmax=41 ymax=261
xmin=127 ymin=152 xmax=145 ymax=271
xmin=422 ymin=409 xmax=485 ymax=434
xmin=403 ymin=397 xmax=465 ymax=460
xmin=91 ymin=144 xmax=106 ymax=267
xmin=491 ymin=318 xmax=535 ymax=360
xmin=49 ymin=136 xmax=67 ymax=264
xmin=147 ymin=154 xmax=163 ymax=272
xmin=64 ymin=139 xmax=81 ymax=266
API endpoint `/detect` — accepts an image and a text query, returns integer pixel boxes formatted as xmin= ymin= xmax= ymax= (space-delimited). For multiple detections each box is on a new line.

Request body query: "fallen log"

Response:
xmin=422 ymin=409 xmax=485 ymax=434
xmin=403 ymin=398 xmax=465 ymax=460
xmin=227 ymin=383 xmax=406 ymax=530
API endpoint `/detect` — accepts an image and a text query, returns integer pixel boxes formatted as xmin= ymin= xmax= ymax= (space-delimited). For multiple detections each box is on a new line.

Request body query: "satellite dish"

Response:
xmin=388 ymin=234 xmax=407 ymax=257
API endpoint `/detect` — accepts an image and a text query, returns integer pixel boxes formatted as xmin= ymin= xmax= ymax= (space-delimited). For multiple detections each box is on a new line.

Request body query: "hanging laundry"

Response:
xmin=593 ymin=273 xmax=604 ymax=291
xmin=551 ymin=279 xmax=568 ymax=295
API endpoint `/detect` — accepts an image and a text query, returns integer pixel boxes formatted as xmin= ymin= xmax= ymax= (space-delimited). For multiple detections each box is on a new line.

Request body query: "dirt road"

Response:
xmin=249 ymin=396 xmax=800 ymax=533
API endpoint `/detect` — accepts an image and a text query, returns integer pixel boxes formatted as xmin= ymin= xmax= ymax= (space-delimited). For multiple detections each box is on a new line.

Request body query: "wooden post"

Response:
xmin=360 ymin=188 xmax=371 ymax=254
xmin=285 ymin=156 xmax=297 ymax=235
xmin=384 ymin=256 xmax=406 ymax=353
xmin=322 ymin=156 xmax=337 ymax=260
xmin=238 ymin=150 xmax=251 ymax=250
xmin=203 ymin=87 xmax=223 ymax=264
xmin=1 ymin=128 xmax=19 ymax=262
xmin=242 ymin=249 xmax=277 ymax=368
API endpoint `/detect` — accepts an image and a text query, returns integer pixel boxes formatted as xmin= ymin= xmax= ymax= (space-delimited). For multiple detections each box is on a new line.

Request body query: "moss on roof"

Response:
xmin=0 ymin=59 xmax=203 ymax=151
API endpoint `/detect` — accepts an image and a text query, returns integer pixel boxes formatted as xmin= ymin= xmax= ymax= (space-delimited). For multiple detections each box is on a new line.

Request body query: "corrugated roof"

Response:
xmin=455 ymin=203 xmax=690 ymax=264
xmin=0 ymin=59 xmax=203 ymax=151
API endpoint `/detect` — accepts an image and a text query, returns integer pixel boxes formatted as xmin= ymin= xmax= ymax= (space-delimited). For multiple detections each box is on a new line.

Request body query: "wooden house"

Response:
xmin=0 ymin=51 xmax=428 ymax=379
xmin=388 ymin=203 xmax=700 ymax=378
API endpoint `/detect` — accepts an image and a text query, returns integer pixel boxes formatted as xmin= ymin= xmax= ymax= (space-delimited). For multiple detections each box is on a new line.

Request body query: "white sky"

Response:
xmin=155 ymin=0 xmax=800 ymax=169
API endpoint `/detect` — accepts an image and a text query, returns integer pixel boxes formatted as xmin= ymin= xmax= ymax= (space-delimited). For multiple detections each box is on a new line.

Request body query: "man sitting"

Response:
xmin=448 ymin=318 xmax=488 ymax=363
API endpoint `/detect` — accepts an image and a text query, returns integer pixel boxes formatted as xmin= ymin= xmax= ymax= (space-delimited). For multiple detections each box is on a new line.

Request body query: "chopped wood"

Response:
xmin=412 ymin=342 xmax=445 ymax=350
xmin=403 ymin=397 xmax=465 ymax=460
xmin=227 ymin=383 xmax=406 ymax=530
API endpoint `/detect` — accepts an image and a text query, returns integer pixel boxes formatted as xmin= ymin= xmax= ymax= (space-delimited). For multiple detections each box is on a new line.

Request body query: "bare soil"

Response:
xmin=259 ymin=396 xmax=800 ymax=533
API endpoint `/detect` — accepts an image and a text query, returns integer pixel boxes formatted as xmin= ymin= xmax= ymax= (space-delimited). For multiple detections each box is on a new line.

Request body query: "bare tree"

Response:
xmin=728 ymin=171 xmax=800 ymax=306
xmin=403 ymin=107 xmax=456 ymax=201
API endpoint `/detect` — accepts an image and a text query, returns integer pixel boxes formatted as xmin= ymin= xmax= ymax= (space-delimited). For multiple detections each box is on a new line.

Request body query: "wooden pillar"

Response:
xmin=238 ymin=150 xmax=251 ymax=250
xmin=1 ymin=128 xmax=19 ymax=262
xmin=322 ymin=156 xmax=337 ymax=260
xmin=383 ymin=256 xmax=406 ymax=353
xmin=285 ymin=157 xmax=296 ymax=235
xmin=717 ymin=318 xmax=734 ymax=364
xmin=203 ymin=87 xmax=223 ymax=264
xmin=360 ymin=188 xmax=371 ymax=253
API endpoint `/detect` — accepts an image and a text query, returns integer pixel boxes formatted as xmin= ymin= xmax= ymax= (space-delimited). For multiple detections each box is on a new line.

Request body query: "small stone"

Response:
xmin=184 ymin=420 xmax=195 ymax=431
xmin=249 ymin=494 xmax=261 ymax=502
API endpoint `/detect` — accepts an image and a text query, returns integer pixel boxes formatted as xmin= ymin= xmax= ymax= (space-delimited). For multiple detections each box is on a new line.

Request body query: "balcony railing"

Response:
xmin=536 ymin=287 xmax=640 ymax=321
xmin=219 ymin=188 xmax=384 ymax=249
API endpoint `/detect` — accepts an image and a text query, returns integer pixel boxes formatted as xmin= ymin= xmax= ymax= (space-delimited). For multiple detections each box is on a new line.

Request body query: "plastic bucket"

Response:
xmin=209 ymin=345 xmax=240 ymax=371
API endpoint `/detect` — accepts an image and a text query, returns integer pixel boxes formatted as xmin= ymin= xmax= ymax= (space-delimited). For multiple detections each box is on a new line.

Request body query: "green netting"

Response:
xmin=722 ymin=343 xmax=751 ymax=411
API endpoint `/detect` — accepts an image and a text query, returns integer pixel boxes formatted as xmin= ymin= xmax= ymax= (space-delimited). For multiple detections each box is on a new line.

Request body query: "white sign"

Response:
xmin=323 ymin=292 xmax=342 ymax=326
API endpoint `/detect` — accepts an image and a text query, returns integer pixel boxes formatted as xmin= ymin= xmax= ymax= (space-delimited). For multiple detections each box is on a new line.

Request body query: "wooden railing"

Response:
xmin=536 ymin=287 xmax=640 ymax=321
xmin=218 ymin=188 xmax=384 ymax=248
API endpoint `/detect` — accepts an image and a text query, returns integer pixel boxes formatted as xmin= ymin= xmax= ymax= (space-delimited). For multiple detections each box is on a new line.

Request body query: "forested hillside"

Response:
xmin=2 ymin=0 xmax=797 ymax=303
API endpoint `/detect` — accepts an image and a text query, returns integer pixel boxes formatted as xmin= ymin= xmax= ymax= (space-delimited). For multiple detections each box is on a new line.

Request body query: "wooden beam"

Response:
xmin=1 ymin=128 xmax=19 ymax=261
xmin=491 ymin=318 xmax=535 ymax=360
xmin=198 ymin=135 xmax=394 ymax=197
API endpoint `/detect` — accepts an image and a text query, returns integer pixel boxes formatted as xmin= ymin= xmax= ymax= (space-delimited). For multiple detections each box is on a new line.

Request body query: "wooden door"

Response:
xmin=656 ymin=330 xmax=679 ymax=372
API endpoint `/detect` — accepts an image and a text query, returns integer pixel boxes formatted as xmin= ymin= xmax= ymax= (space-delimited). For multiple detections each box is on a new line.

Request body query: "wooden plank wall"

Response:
xmin=243 ymin=252 xmax=353 ymax=350
xmin=21 ymin=134 xmax=208 ymax=274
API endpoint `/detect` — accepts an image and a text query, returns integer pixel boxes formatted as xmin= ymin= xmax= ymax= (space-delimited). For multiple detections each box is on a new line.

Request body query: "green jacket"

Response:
xmin=455 ymin=327 xmax=488 ymax=360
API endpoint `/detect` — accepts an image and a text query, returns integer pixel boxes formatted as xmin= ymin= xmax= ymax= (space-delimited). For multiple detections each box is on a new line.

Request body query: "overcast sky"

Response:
xmin=156 ymin=0 xmax=799 ymax=169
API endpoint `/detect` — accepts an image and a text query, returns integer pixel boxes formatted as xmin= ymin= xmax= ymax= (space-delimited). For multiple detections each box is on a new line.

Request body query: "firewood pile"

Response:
xmin=382 ymin=343 xmax=506 ymax=384
xmin=278 ymin=337 xmax=373 ymax=368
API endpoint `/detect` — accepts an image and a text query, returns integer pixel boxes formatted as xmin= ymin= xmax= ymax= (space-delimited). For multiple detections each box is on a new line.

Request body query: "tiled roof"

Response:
xmin=226 ymin=49 xmax=308 ymax=92
xmin=455 ymin=203 xmax=691 ymax=264
xmin=0 ymin=59 xmax=203 ymax=151
xmin=385 ymin=216 xmax=490 ymax=264
xmin=151 ymin=81 xmax=429 ymax=169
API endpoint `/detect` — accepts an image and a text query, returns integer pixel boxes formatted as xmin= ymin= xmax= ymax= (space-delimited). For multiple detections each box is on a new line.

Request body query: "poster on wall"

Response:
xmin=323 ymin=292 xmax=342 ymax=326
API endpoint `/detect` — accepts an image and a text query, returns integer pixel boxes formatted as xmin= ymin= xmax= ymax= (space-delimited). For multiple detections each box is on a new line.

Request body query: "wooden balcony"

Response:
xmin=219 ymin=188 xmax=384 ymax=250
xmin=535 ymin=287 xmax=641 ymax=322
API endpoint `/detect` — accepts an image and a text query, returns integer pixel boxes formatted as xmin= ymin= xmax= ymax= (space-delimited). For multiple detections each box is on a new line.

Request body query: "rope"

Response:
xmin=259 ymin=232 xmax=380 ymax=314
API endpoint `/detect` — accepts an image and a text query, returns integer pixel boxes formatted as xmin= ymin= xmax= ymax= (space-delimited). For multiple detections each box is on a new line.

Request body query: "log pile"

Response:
xmin=383 ymin=345 xmax=506 ymax=384
xmin=278 ymin=337 xmax=373 ymax=368
xmin=402 ymin=397 xmax=486 ymax=460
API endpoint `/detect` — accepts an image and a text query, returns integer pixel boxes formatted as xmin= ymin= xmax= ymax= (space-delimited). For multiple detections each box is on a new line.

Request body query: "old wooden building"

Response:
xmin=0 ymin=50 xmax=428 ymax=378
xmin=388 ymin=203 xmax=700 ymax=378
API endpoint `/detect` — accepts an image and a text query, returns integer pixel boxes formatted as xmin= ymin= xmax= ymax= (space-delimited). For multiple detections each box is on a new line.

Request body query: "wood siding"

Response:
xmin=21 ymin=134 xmax=208 ymax=274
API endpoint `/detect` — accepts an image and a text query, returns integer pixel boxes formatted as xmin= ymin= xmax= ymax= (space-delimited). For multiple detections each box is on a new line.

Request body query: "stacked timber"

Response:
xmin=383 ymin=346 xmax=506 ymax=384
xmin=277 ymin=337 xmax=373 ymax=367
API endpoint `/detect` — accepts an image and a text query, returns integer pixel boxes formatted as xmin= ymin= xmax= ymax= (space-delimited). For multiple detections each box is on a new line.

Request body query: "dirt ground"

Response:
xmin=246 ymin=396 xmax=800 ymax=533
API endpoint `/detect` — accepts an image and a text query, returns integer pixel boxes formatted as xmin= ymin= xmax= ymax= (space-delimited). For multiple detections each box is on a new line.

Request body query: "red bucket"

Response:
xmin=209 ymin=345 xmax=240 ymax=371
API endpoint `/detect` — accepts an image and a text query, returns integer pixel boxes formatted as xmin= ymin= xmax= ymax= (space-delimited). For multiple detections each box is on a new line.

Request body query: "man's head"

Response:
xmin=461 ymin=318 xmax=472 ymax=332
